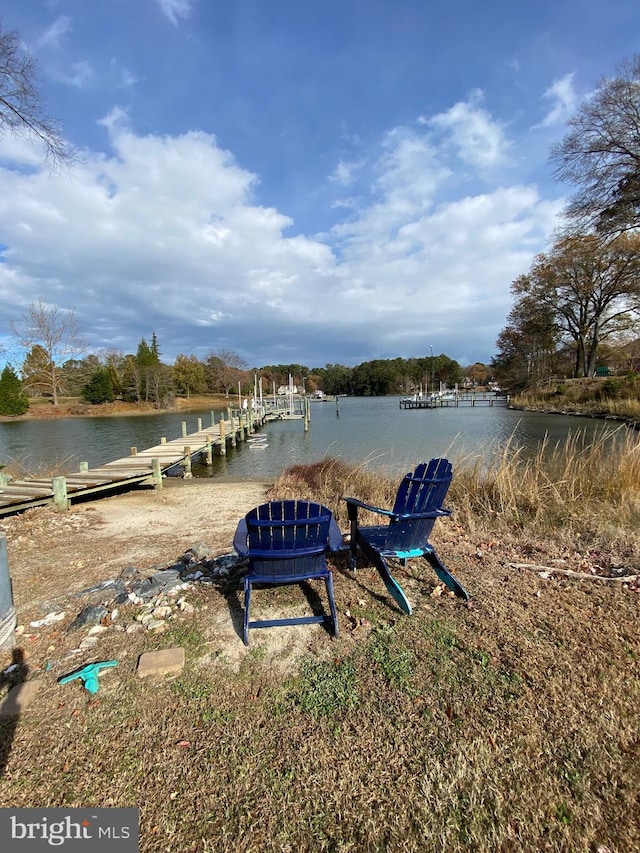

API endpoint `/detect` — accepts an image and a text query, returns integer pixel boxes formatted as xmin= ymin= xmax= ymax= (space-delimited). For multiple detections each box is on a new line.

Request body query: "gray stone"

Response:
xmin=153 ymin=568 xmax=181 ymax=585
xmin=191 ymin=542 xmax=214 ymax=560
xmin=129 ymin=578 xmax=162 ymax=601
xmin=73 ymin=578 xmax=126 ymax=602
xmin=118 ymin=565 xmax=138 ymax=581
xmin=66 ymin=605 xmax=109 ymax=633
xmin=213 ymin=554 xmax=242 ymax=572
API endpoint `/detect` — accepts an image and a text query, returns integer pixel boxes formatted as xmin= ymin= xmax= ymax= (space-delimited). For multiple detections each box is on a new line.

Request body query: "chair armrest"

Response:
xmin=233 ymin=518 xmax=249 ymax=557
xmin=395 ymin=508 xmax=452 ymax=521
xmin=344 ymin=496 xmax=394 ymax=521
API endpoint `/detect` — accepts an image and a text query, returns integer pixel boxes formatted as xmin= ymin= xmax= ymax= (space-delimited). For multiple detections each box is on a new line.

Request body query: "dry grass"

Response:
xmin=511 ymin=375 xmax=640 ymax=422
xmin=450 ymin=427 xmax=640 ymax=541
xmin=272 ymin=433 xmax=640 ymax=550
xmin=1 ymin=442 xmax=639 ymax=852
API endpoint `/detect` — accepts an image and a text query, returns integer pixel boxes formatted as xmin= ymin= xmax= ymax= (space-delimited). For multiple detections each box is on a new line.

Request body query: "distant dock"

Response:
xmin=0 ymin=407 xmax=265 ymax=517
xmin=399 ymin=392 xmax=509 ymax=409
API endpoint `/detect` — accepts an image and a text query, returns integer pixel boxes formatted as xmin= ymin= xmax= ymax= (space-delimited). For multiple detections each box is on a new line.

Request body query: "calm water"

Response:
xmin=0 ymin=396 xmax=629 ymax=481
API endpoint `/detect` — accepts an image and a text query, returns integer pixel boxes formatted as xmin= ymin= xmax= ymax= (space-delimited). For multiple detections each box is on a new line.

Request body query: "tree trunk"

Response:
xmin=51 ymin=364 xmax=58 ymax=406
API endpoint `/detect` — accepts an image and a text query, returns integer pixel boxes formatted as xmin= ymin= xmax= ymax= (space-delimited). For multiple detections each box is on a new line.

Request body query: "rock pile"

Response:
xmin=22 ymin=544 xmax=245 ymax=654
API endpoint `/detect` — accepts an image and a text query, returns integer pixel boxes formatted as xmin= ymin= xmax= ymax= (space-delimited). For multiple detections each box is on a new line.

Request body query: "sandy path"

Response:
xmin=1 ymin=480 xmax=270 ymax=613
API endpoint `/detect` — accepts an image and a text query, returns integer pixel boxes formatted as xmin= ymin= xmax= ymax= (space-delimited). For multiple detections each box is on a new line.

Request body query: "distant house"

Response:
xmin=277 ymin=384 xmax=298 ymax=395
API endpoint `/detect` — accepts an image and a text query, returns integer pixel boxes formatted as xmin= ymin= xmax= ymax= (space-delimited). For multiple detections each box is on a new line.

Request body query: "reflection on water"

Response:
xmin=0 ymin=397 xmax=630 ymax=481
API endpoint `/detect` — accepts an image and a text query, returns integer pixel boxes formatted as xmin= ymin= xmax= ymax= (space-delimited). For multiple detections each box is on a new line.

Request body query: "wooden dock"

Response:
xmin=0 ymin=408 xmax=262 ymax=517
xmin=399 ymin=392 xmax=510 ymax=409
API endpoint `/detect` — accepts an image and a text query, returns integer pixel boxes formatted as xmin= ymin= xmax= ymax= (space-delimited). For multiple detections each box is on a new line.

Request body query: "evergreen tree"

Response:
xmin=82 ymin=368 xmax=115 ymax=404
xmin=0 ymin=365 xmax=29 ymax=415
xmin=150 ymin=331 xmax=161 ymax=364
xmin=136 ymin=338 xmax=153 ymax=368
xmin=133 ymin=334 xmax=166 ymax=403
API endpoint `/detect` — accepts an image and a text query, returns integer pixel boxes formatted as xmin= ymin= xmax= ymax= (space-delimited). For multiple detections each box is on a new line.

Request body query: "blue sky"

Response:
xmin=0 ymin=0 xmax=638 ymax=370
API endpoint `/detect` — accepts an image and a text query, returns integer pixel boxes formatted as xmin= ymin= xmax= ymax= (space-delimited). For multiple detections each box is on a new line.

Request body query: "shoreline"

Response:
xmin=509 ymin=403 xmax=639 ymax=430
xmin=0 ymin=394 xmax=233 ymax=424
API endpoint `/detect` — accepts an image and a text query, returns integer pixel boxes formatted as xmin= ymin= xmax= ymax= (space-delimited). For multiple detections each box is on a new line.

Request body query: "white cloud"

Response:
xmin=157 ymin=0 xmax=194 ymax=26
xmin=36 ymin=15 xmax=72 ymax=49
xmin=329 ymin=159 xmax=362 ymax=187
xmin=115 ymin=65 xmax=140 ymax=90
xmin=0 ymin=101 xmax=561 ymax=367
xmin=50 ymin=59 xmax=95 ymax=88
xmin=98 ymin=106 xmax=130 ymax=133
xmin=429 ymin=90 xmax=511 ymax=170
xmin=534 ymin=73 xmax=578 ymax=129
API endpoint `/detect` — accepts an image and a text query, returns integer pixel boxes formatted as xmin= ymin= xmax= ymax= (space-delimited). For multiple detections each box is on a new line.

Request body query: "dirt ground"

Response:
xmin=1 ymin=480 xmax=269 ymax=608
xmin=0 ymin=481 xmax=284 ymax=671
xmin=3 ymin=477 xmax=638 ymax=685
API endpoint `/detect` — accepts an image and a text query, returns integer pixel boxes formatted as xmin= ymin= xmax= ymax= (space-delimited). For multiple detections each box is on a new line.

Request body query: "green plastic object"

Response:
xmin=58 ymin=660 xmax=118 ymax=694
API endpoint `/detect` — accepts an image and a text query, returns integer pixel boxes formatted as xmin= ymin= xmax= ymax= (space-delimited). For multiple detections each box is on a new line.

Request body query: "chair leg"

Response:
xmin=423 ymin=548 xmax=469 ymax=600
xmin=359 ymin=543 xmax=412 ymax=615
xmin=349 ymin=521 xmax=358 ymax=570
xmin=325 ymin=572 xmax=339 ymax=638
xmin=243 ymin=578 xmax=252 ymax=645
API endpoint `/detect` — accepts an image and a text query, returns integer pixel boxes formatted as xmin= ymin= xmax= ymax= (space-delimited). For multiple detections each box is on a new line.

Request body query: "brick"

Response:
xmin=136 ymin=647 xmax=185 ymax=679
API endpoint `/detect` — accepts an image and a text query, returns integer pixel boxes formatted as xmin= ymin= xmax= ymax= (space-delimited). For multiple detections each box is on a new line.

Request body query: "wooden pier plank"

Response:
xmin=0 ymin=411 xmax=261 ymax=516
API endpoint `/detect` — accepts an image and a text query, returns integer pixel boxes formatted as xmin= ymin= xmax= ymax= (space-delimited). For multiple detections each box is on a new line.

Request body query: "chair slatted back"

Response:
xmin=385 ymin=458 xmax=453 ymax=552
xmin=245 ymin=500 xmax=333 ymax=579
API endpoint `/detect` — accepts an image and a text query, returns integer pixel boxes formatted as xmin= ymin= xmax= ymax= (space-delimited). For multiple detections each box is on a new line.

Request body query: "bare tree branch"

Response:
xmin=10 ymin=299 xmax=87 ymax=405
xmin=0 ymin=25 xmax=76 ymax=167
xmin=550 ymin=55 xmax=640 ymax=237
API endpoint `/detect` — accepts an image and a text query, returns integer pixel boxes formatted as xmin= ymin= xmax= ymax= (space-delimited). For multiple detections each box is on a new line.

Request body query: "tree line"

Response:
xmin=6 ymin=22 xmax=638 ymax=403
xmin=493 ymin=56 xmax=640 ymax=389
xmin=0 ymin=301 xmax=492 ymax=415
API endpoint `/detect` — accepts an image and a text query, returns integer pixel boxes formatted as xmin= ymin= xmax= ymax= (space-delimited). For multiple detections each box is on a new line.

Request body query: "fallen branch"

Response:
xmin=508 ymin=563 xmax=639 ymax=583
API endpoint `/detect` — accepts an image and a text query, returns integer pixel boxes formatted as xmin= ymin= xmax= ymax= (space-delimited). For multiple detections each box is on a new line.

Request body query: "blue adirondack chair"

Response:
xmin=233 ymin=500 xmax=342 ymax=645
xmin=344 ymin=458 xmax=469 ymax=615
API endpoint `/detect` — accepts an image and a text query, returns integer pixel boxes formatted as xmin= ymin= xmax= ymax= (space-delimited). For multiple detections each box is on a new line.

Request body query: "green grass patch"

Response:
xmin=287 ymin=656 xmax=360 ymax=717
xmin=368 ymin=626 xmax=416 ymax=692
xmin=161 ymin=620 xmax=206 ymax=655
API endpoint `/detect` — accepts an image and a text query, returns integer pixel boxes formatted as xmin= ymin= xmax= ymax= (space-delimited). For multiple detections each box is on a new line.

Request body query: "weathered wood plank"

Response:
xmin=0 ymin=412 xmax=265 ymax=516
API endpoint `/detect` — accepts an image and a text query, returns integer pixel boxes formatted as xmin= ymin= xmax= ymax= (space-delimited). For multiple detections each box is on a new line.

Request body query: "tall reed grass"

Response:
xmin=511 ymin=390 xmax=640 ymax=421
xmin=451 ymin=426 xmax=640 ymax=535
xmin=270 ymin=425 xmax=640 ymax=540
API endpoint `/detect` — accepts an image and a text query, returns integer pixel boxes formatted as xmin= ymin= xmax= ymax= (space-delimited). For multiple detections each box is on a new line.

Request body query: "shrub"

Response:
xmin=601 ymin=379 xmax=623 ymax=396
xmin=82 ymin=368 xmax=115 ymax=404
xmin=0 ymin=365 xmax=29 ymax=415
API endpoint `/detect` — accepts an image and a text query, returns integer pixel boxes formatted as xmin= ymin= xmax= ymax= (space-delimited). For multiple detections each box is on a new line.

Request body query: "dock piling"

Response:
xmin=152 ymin=458 xmax=163 ymax=489
xmin=183 ymin=447 xmax=192 ymax=479
xmin=52 ymin=476 xmax=69 ymax=511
